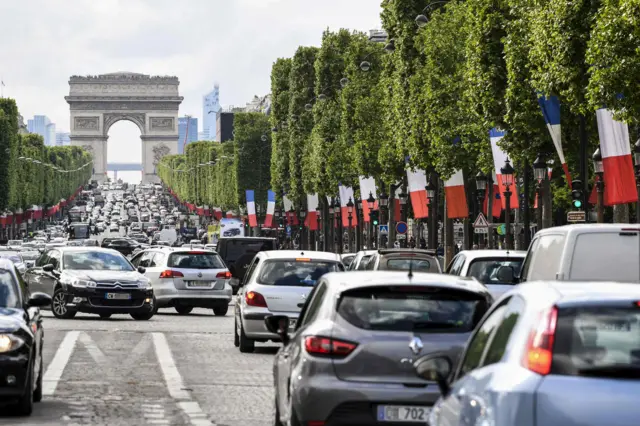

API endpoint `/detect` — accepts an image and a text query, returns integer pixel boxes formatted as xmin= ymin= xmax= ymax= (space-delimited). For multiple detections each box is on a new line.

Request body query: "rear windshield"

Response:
xmin=553 ymin=305 xmax=640 ymax=378
xmin=468 ymin=258 xmax=523 ymax=284
xmin=223 ymin=240 xmax=274 ymax=263
xmin=167 ymin=252 xmax=225 ymax=269
xmin=337 ymin=286 xmax=489 ymax=332
xmin=258 ymin=260 xmax=340 ymax=286
xmin=383 ymin=256 xmax=439 ymax=273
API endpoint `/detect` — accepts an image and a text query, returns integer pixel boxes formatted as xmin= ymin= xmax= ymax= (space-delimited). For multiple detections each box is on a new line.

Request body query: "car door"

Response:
xmin=24 ymin=251 xmax=50 ymax=293
xmin=39 ymin=250 xmax=62 ymax=297
xmin=145 ymin=251 xmax=166 ymax=294
xmin=17 ymin=269 xmax=44 ymax=382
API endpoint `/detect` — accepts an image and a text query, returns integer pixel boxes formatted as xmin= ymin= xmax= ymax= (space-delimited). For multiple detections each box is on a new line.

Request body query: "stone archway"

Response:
xmin=65 ymin=72 xmax=183 ymax=183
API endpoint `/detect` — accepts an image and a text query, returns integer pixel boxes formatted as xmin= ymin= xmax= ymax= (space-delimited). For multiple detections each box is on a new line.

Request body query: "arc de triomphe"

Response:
xmin=65 ymin=72 xmax=183 ymax=183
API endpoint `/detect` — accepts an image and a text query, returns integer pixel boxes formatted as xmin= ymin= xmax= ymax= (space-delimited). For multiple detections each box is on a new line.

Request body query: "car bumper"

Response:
xmin=65 ymin=286 xmax=155 ymax=314
xmin=155 ymin=285 xmax=232 ymax=308
xmin=240 ymin=309 xmax=298 ymax=340
xmin=0 ymin=352 xmax=30 ymax=398
xmin=294 ymin=375 xmax=441 ymax=425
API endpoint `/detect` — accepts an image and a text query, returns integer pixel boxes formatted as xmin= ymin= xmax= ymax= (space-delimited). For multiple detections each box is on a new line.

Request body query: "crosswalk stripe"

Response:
xmin=78 ymin=331 xmax=108 ymax=364
xmin=42 ymin=330 xmax=79 ymax=396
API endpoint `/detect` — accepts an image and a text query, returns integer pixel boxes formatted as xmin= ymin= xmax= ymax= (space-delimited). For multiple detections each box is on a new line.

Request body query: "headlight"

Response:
xmin=137 ymin=280 xmax=151 ymax=289
xmin=71 ymin=278 xmax=97 ymax=288
xmin=0 ymin=334 xmax=25 ymax=353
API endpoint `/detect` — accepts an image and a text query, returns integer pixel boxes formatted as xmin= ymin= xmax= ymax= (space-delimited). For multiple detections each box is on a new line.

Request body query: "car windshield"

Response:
xmin=167 ymin=252 xmax=225 ymax=269
xmin=0 ymin=253 xmax=22 ymax=264
xmin=0 ymin=269 xmax=20 ymax=308
xmin=467 ymin=258 xmax=523 ymax=284
xmin=258 ymin=259 xmax=340 ymax=286
xmin=337 ymin=286 xmax=489 ymax=333
xmin=63 ymin=250 xmax=134 ymax=271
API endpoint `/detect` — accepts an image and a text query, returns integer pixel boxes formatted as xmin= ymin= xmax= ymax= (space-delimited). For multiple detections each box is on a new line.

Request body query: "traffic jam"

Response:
xmin=0 ymin=181 xmax=638 ymax=425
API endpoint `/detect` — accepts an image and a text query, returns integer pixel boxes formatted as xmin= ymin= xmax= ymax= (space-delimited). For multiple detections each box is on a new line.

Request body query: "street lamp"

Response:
xmin=398 ymin=191 xmax=408 ymax=206
xmin=425 ymin=180 xmax=436 ymax=199
xmin=346 ymin=198 xmax=354 ymax=252
xmin=593 ymin=148 xmax=605 ymax=223
xmin=415 ymin=1 xmax=449 ymax=27
xmin=360 ymin=61 xmax=371 ymax=72
xmin=367 ymin=192 xmax=376 ymax=210
xmin=340 ymin=77 xmax=349 ymax=88
xmin=334 ymin=198 xmax=342 ymax=253
xmin=475 ymin=172 xmax=487 ymax=192
xmin=533 ymin=154 xmax=546 ymax=231
xmin=500 ymin=158 xmax=515 ymax=250
xmin=384 ymin=39 xmax=396 ymax=52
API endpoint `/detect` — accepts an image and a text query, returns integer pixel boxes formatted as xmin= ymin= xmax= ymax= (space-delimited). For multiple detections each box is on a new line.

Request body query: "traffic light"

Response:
xmin=369 ymin=210 xmax=379 ymax=226
xmin=571 ymin=179 xmax=583 ymax=209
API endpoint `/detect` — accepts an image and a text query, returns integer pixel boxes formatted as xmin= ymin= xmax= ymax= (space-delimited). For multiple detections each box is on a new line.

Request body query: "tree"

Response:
xmin=234 ymin=112 xmax=272 ymax=209
xmin=270 ymin=58 xmax=293 ymax=195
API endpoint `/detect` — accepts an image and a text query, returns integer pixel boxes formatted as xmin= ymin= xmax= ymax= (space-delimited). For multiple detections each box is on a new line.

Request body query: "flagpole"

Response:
xmin=0 ymin=77 xmax=4 ymax=98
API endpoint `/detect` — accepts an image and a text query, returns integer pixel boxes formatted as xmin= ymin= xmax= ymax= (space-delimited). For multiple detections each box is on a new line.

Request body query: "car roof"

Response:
xmin=321 ymin=270 xmax=489 ymax=295
xmin=377 ymin=248 xmax=437 ymax=256
xmin=536 ymin=223 xmax=640 ymax=236
xmin=456 ymin=250 xmax=526 ymax=260
xmin=502 ymin=281 xmax=640 ymax=307
xmin=57 ymin=246 xmax=120 ymax=253
xmin=258 ymin=250 xmax=341 ymax=261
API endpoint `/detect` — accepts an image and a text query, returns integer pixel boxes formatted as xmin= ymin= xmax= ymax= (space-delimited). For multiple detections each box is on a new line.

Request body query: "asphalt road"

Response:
xmin=1 ymin=191 xmax=278 ymax=425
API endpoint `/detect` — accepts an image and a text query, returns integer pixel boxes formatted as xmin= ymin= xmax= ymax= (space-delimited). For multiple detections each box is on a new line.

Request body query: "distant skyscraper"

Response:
xmin=198 ymin=131 xmax=209 ymax=141
xmin=27 ymin=115 xmax=56 ymax=146
xmin=55 ymin=132 xmax=70 ymax=146
xmin=203 ymin=84 xmax=221 ymax=140
xmin=178 ymin=116 xmax=198 ymax=154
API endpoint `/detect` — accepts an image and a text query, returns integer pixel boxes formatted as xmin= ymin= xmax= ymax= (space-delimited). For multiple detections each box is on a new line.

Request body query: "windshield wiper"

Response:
xmin=578 ymin=364 xmax=640 ymax=379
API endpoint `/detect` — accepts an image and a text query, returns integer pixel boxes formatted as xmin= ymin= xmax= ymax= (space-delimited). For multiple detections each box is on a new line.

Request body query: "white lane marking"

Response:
xmin=42 ymin=330 xmax=79 ymax=396
xmin=78 ymin=331 xmax=108 ymax=364
xmin=152 ymin=332 xmax=214 ymax=425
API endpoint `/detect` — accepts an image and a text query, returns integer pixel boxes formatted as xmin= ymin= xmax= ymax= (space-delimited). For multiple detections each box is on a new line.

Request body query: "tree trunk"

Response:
xmin=613 ymin=204 xmax=630 ymax=223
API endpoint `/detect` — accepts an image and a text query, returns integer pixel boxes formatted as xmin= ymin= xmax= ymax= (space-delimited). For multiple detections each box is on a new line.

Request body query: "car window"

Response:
xmin=526 ymin=234 xmax=565 ymax=281
xmin=130 ymin=252 xmax=144 ymax=267
xmin=297 ymin=282 xmax=327 ymax=329
xmin=356 ymin=255 xmax=372 ymax=271
xmin=167 ymin=252 xmax=225 ymax=269
xmin=243 ymin=258 xmax=260 ymax=285
xmin=257 ymin=260 xmax=340 ymax=286
xmin=456 ymin=303 xmax=509 ymax=379
xmin=63 ymin=250 xmax=134 ymax=271
xmin=482 ymin=296 xmax=525 ymax=366
xmin=519 ymin=237 xmax=538 ymax=282
xmin=383 ymin=257 xmax=438 ymax=273
xmin=0 ymin=269 xmax=20 ymax=309
xmin=365 ymin=255 xmax=377 ymax=270
xmin=16 ymin=270 xmax=30 ymax=300
xmin=447 ymin=254 xmax=466 ymax=275
xmin=467 ymin=258 xmax=524 ymax=285
xmin=569 ymin=232 xmax=640 ymax=282
xmin=48 ymin=250 xmax=61 ymax=270
xmin=139 ymin=252 xmax=155 ymax=268
xmin=223 ymin=240 xmax=274 ymax=263
xmin=151 ymin=252 xmax=166 ymax=267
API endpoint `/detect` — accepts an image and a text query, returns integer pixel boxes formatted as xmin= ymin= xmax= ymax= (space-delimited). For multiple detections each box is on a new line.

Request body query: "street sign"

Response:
xmin=396 ymin=221 xmax=408 ymax=235
xmin=567 ymin=211 xmax=586 ymax=223
xmin=286 ymin=225 xmax=292 ymax=236
xmin=396 ymin=234 xmax=406 ymax=240
xmin=474 ymin=228 xmax=488 ymax=234
xmin=378 ymin=224 xmax=389 ymax=235
xmin=473 ymin=213 xmax=489 ymax=228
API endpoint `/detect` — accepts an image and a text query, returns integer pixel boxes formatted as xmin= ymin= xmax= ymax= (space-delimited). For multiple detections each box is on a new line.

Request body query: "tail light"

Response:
xmin=159 ymin=270 xmax=184 ymax=278
xmin=216 ymin=271 xmax=232 ymax=279
xmin=304 ymin=336 xmax=357 ymax=358
xmin=245 ymin=291 xmax=267 ymax=308
xmin=523 ymin=306 xmax=558 ymax=375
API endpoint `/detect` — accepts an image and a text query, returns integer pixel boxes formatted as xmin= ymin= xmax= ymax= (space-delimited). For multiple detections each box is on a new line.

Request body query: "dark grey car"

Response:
xmin=265 ymin=271 xmax=493 ymax=425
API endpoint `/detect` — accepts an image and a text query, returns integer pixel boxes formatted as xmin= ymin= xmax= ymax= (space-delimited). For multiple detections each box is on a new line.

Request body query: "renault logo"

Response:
xmin=409 ymin=336 xmax=423 ymax=356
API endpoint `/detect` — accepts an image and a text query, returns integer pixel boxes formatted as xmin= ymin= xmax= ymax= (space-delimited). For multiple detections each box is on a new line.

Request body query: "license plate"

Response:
xmin=377 ymin=405 xmax=430 ymax=423
xmin=288 ymin=318 xmax=297 ymax=328
xmin=186 ymin=281 xmax=213 ymax=288
xmin=105 ymin=293 xmax=131 ymax=300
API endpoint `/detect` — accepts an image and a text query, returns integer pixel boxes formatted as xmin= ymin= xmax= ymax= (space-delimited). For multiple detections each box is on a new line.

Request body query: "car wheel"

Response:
xmin=233 ymin=317 xmax=240 ymax=347
xmin=130 ymin=311 xmax=154 ymax=320
xmin=213 ymin=306 xmax=228 ymax=316
xmin=51 ymin=289 xmax=76 ymax=319
xmin=99 ymin=313 xmax=112 ymax=319
xmin=175 ymin=306 xmax=193 ymax=315
xmin=239 ymin=321 xmax=255 ymax=353
xmin=14 ymin=361 xmax=34 ymax=415
xmin=33 ymin=356 xmax=43 ymax=403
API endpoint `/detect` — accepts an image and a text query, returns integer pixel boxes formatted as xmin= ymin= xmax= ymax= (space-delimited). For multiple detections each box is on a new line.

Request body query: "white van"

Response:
xmin=499 ymin=224 xmax=640 ymax=283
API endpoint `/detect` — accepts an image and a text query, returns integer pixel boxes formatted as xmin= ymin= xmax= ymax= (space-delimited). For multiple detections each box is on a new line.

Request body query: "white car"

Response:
xmin=234 ymin=250 xmax=343 ymax=353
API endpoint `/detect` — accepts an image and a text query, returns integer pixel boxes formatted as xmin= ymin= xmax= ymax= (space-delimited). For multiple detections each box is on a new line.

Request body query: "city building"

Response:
xmin=243 ymin=94 xmax=272 ymax=114
xmin=27 ymin=115 xmax=56 ymax=146
xmin=178 ymin=116 xmax=198 ymax=154
xmin=369 ymin=29 xmax=388 ymax=43
xmin=17 ymin=115 xmax=28 ymax=135
xmin=216 ymin=110 xmax=235 ymax=143
xmin=55 ymin=132 xmax=71 ymax=146
xmin=203 ymin=84 xmax=221 ymax=140
xmin=197 ymin=131 xmax=209 ymax=141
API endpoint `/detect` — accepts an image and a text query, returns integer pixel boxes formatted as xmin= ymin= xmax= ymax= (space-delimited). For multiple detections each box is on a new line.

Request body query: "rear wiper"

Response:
xmin=578 ymin=364 xmax=640 ymax=379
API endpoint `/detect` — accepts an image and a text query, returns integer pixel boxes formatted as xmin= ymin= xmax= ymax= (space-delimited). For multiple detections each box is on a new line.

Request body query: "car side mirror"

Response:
xmin=413 ymin=354 xmax=452 ymax=397
xmin=42 ymin=264 xmax=54 ymax=272
xmin=264 ymin=315 xmax=290 ymax=345
xmin=28 ymin=292 xmax=52 ymax=308
xmin=138 ymin=266 xmax=146 ymax=274
xmin=496 ymin=265 xmax=517 ymax=284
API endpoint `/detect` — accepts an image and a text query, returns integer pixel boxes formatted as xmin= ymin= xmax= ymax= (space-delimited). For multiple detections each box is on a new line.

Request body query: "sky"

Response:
xmin=0 ymin=0 xmax=382 ymax=165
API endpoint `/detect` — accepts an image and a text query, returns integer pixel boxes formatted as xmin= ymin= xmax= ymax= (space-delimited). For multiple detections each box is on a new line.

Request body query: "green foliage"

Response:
xmin=235 ymin=112 xmax=272 ymax=207
xmin=270 ymin=58 xmax=292 ymax=195
xmin=587 ymin=0 xmax=640 ymax=121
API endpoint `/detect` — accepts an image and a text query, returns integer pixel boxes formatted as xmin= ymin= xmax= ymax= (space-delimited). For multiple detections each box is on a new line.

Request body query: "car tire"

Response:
xmin=239 ymin=322 xmax=255 ymax=353
xmin=175 ymin=306 xmax=193 ymax=315
xmin=51 ymin=289 xmax=77 ymax=319
xmin=33 ymin=356 xmax=43 ymax=403
xmin=14 ymin=361 xmax=34 ymax=416
xmin=233 ymin=317 xmax=240 ymax=347
xmin=213 ymin=306 xmax=228 ymax=316
xmin=130 ymin=311 xmax=154 ymax=320
xmin=99 ymin=313 xmax=112 ymax=319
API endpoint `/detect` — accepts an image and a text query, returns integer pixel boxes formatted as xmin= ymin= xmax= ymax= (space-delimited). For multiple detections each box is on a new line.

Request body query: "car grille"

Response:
xmin=96 ymin=281 xmax=139 ymax=289
xmin=89 ymin=298 xmax=144 ymax=307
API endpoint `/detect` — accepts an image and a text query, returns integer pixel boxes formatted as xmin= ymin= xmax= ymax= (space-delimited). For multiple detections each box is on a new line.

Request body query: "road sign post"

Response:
xmin=396 ymin=221 xmax=408 ymax=235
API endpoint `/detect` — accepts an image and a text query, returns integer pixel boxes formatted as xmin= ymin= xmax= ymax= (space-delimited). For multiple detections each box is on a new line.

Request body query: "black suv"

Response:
xmin=216 ymin=237 xmax=277 ymax=294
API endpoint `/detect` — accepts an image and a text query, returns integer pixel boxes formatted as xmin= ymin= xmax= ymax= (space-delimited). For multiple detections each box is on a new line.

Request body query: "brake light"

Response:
xmin=304 ymin=336 xmax=357 ymax=357
xmin=245 ymin=291 xmax=267 ymax=308
xmin=216 ymin=271 xmax=232 ymax=279
xmin=296 ymin=258 xmax=311 ymax=262
xmin=159 ymin=270 xmax=184 ymax=278
xmin=188 ymin=251 xmax=206 ymax=254
xmin=523 ymin=306 xmax=558 ymax=375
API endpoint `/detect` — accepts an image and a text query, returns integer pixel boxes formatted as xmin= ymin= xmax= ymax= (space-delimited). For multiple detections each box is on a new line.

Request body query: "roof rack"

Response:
xmin=377 ymin=248 xmax=436 ymax=255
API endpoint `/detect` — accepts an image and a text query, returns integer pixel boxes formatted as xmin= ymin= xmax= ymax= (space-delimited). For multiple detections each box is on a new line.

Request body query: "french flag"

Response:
xmin=596 ymin=109 xmax=638 ymax=206
xmin=406 ymin=168 xmax=429 ymax=218
xmin=538 ymin=94 xmax=571 ymax=187
xmin=283 ymin=195 xmax=298 ymax=225
xmin=358 ymin=176 xmax=377 ymax=222
xmin=338 ymin=185 xmax=358 ymax=228
xmin=246 ymin=190 xmax=257 ymax=227
xmin=490 ymin=128 xmax=519 ymax=210
xmin=305 ymin=194 xmax=319 ymax=230
xmin=483 ymin=172 xmax=502 ymax=218
xmin=444 ymin=170 xmax=468 ymax=218
xmin=263 ymin=190 xmax=275 ymax=228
